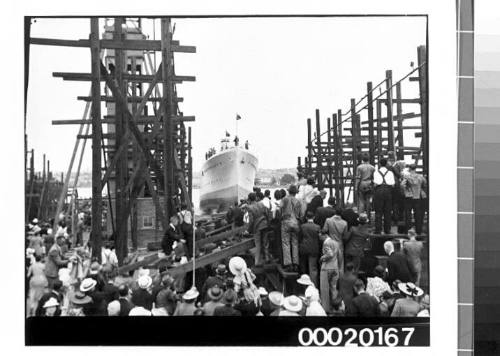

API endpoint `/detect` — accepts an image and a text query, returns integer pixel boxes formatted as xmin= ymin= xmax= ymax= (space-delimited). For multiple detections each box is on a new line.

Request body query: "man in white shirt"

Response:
xmin=373 ymin=158 xmax=395 ymax=234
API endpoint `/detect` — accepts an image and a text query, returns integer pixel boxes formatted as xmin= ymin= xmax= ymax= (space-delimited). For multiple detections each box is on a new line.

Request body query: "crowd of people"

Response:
xmin=25 ymin=152 xmax=429 ymax=317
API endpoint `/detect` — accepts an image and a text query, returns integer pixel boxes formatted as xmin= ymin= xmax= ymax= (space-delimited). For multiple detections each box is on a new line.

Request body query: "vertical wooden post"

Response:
xmin=130 ymin=56 xmax=139 ymax=251
xmin=315 ymin=109 xmax=323 ymax=189
xmin=350 ymin=99 xmax=358 ymax=206
xmin=307 ymin=118 xmax=312 ymax=173
xmin=417 ymin=45 xmax=428 ymax=176
xmin=327 ymin=117 xmax=333 ymax=197
xmin=90 ymin=17 xmax=103 ymax=261
xmin=332 ymin=114 xmax=340 ymax=204
xmin=395 ymin=82 xmax=405 ymax=160
xmin=337 ymin=109 xmax=345 ymax=207
xmin=161 ymin=18 xmax=173 ymax=219
xmin=188 ymin=126 xmax=193 ymax=209
xmin=385 ymin=70 xmax=395 ymax=154
xmin=367 ymin=82 xmax=375 ymax=165
xmin=376 ymin=99 xmax=383 ymax=164
xmin=113 ymin=17 xmax=128 ymax=264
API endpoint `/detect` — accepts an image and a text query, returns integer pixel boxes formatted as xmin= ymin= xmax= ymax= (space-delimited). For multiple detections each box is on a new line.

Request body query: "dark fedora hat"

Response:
xmin=288 ymin=184 xmax=298 ymax=195
xmin=207 ymin=286 xmax=224 ymax=301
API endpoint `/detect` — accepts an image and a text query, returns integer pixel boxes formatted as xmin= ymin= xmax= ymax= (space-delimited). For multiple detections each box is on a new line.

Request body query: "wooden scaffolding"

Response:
xmin=30 ymin=17 xmax=196 ymax=264
xmin=297 ymin=45 xmax=428 ymax=207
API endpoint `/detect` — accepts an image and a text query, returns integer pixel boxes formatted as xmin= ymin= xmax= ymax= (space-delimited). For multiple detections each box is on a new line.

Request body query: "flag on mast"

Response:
xmin=236 ymin=113 xmax=242 ymax=120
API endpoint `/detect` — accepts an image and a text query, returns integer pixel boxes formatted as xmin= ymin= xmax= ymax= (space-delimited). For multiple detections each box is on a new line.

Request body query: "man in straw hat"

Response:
xmin=280 ymin=184 xmax=303 ymax=272
xmin=280 ymin=295 xmax=303 ymax=316
xmin=174 ymin=287 xmax=199 ymax=316
xmin=80 ymin=277 xmax=106 ymax=316
xmin=268 ymin=291 xmax=284 ymax=316
xmin=391 ymin=282 xmax=423 ymax=317
xmin=132 ymin=275 xmax=154 ymax=311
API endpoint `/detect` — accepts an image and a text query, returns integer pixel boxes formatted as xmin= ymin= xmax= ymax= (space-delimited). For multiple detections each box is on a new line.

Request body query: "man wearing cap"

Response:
xmin=299 ymin=211 xmax=321 ymax=286
xmin=355 ymin=153 xmax=375 ymax=215
xmin=373 ymin=158 xmax=395 ymax=234
xmin=45 ymin=235 xmax=69 ymax=289
xmin=280 ymin=185 xmax=303 ymax=272
xmin=344 ymin=213 xmax=370 ymax=272
xmin=202 ymin=286 xmax=225 ymax=316
xmin=401 ymin=164 xmax=427 ymax=234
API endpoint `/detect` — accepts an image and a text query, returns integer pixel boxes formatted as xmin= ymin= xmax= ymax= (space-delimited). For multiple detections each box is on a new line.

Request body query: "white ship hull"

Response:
xmin=200 ymin=147 xmax=258 ymax=212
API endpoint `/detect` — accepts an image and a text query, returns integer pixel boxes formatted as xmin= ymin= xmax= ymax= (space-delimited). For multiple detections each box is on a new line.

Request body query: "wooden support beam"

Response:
xmin=315 ymin=109 xmax=323 ymax=189
xmin=90 ymin=18 xmax=103 ymax=262
xmin=77 ymin=95 xmax=183 ymax=103
xmin=366 ymin=82 xmax=376 ymax=165
xmin=113 ymin=17 xmax=129 ymax=266
xmin=350 ymin=99 xmax=359 ymax=206
xmin=417 ymin=45 xmax=428 ymax=176
xmin=385 ymin=70 xmax=395 ymax=154
xmin=326 ymin=117 xmax=333 ymax=197
xmin=307 ymin=118 xmax=312 ymax=172
xmin=376 ymin=98 xmax=383 ymax=163
xmin=53 ymin=116 xmax=195 ymax=125
xmin=30 ymin=37 xmax=195 ymax=52
xmin=337 ymin=109 xmax=345 ymax=206
xmin=379 ymin=98 xmax=421 ymax=104
xmin=395 ymin=82 xmax=405 ymax=160
xmin=53 ymin=72 xmax=195 ymax=83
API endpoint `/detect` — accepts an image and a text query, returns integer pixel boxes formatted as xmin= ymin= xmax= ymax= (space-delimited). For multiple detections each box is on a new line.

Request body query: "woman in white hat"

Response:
xmin=391 ymin=282 xmax=424 ymax=317
xmin=66 ymin=291 xmax=93 ymax=316
xmin=304 ymin=286 xmax=327 ymax=316
xmin=280 ymin=295 xmax=303 ymax=316
xmin=173 ymin=287 xmax=199 ymax=316
xmin=229 ymin=256 xmax=257 ymax=294
xmin=42 ymin=297 xmax=60 ymax=317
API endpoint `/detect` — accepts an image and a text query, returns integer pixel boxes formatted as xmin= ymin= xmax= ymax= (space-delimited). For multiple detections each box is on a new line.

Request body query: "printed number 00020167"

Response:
xmin=298 ymin=326 xmax=415 ymax=347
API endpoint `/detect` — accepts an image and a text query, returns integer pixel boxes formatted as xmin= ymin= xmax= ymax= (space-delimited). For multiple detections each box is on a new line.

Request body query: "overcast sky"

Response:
xmin=26 ymin=16 xmax=426 ymax=173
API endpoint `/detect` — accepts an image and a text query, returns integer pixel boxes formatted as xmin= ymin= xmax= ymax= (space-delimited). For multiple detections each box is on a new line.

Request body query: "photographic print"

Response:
xmin=24 ymin=14 xmax=431 ymax=346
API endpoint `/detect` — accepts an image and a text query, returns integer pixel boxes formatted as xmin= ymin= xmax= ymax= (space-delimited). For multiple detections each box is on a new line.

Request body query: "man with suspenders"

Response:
xmin=373 ymin=158 xmax=395 ymax=234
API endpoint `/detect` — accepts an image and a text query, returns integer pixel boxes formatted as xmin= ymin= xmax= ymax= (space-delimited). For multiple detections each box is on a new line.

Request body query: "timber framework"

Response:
xmin=30 ymin=17 xmax=196 ymax=264
xmin=297 ymin=45 xmax=428 ymax=207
